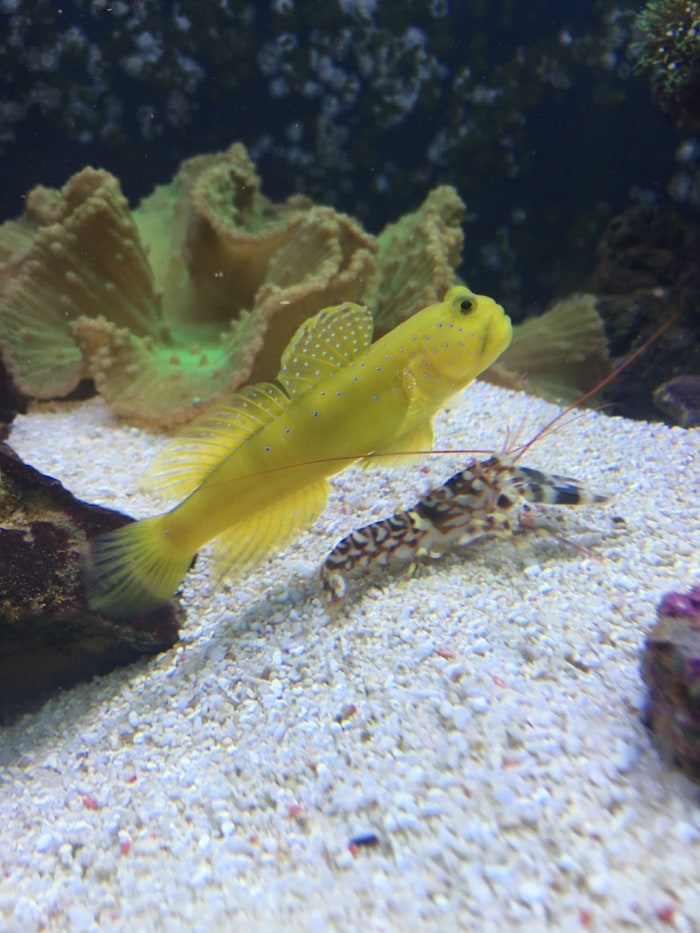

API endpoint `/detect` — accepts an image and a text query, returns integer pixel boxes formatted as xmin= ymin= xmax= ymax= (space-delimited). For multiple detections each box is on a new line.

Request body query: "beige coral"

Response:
xmin=0 ymin=144 xmax=369 ymax=425
xmin=0 ymin=167 xmax=157 ymax=399
xmin=0 ymin=141 xmax=608 ymax=428
xmin=484 ymin=293 xmax=611 ymax=404
xmin=367 ymin=185 xmax=465 ymax=336
xmin=0 ymin=142 xmax=468 ymax=427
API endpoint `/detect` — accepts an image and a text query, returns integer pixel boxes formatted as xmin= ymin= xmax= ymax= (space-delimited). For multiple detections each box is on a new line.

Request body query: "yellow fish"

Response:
xmin=84 ymin=286 xmax=512 ymax=616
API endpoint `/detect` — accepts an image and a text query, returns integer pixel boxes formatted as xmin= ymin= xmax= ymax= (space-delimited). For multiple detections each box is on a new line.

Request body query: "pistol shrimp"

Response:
xmin=318 ymin=313 xmax=680 ymax=607
xmin=319 ymin=452 xmax=610 ymax=606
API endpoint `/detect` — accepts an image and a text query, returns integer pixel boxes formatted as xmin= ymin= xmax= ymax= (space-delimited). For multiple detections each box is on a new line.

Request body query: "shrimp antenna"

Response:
xmin=508 ymin=308 xmax=682 ymax=463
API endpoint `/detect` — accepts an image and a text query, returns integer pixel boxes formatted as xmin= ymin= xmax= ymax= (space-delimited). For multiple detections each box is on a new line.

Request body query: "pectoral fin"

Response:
xmin=358 ymin=419 xmax=435 ymax=469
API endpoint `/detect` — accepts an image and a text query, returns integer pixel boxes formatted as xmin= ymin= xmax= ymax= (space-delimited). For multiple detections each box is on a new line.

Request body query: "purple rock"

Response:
xmin=659 ymin=586 xmax=700 ymax=621
xmin=641 ymin=584 xmax=700 ymax=783
xmin=654 ymin=376 xmax=700 ymax=428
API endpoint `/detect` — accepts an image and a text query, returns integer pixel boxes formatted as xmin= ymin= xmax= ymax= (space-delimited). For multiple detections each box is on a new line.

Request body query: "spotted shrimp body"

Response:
xmin=319 ymin=454 xmax=610 ymax=605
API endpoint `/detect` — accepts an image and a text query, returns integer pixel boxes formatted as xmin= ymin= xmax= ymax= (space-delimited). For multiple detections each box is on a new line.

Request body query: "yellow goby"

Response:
xmin=84 ymin=286 xmax=512 ymax=616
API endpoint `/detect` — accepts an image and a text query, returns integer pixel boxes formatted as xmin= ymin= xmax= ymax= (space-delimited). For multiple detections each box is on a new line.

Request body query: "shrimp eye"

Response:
xmin=459 ymin=297 xmax=475 ymax=314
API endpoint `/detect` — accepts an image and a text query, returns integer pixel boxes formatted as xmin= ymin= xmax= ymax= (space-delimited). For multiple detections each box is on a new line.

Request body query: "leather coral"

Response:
xmin=0 ymin=142 xmax=472 ymax=428
xmin=0 ymin=142 xmax=383 ymax=427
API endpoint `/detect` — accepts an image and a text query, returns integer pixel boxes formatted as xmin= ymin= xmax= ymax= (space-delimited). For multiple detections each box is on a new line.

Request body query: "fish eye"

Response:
xmin=459 ymin=297 xmax=475 ymax=314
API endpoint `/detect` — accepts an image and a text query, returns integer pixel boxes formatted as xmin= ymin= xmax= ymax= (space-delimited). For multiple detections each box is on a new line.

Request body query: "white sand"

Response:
xmin=1 ymin=381 xmax=699 ymax=931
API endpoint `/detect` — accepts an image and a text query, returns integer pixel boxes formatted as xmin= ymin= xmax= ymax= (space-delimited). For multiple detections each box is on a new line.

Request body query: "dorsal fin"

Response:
xmin=277 ymin=301 xmax=374 ymax=398
xmin=142 ymin=382 xmax=290 ymax=502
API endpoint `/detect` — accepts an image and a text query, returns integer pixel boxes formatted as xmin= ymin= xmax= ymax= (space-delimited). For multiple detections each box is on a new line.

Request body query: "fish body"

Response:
xmin=319 ymin=454 xmax=610 ymax=605
xmin=85 ymin=286 xmax=511 ymax=616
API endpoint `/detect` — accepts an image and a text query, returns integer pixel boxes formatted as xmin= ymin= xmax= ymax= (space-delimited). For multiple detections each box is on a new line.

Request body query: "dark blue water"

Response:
xmin=0 ymin=0 xmax=691 ymax=311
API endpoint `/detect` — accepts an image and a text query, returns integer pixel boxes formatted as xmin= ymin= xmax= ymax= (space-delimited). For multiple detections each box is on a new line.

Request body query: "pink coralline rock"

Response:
xmin=641 ymin=585 xmax=700 ymax=783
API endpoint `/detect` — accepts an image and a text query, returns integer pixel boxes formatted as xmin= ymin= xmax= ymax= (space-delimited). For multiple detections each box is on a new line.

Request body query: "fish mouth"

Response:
xmin=482 ymin=305 xmax=512 ymax=363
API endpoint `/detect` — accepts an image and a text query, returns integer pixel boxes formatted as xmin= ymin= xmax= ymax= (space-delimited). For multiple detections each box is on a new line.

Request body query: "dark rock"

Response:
xmin=591 ymin=205 xmax=700 ymax=423
xmin=0 ymin=442 xmax=182 ymax=719
xmin=0 ymin=355 xmax=27 ymax=425
xmin=636 ymin=0 xmax=700 ymax=133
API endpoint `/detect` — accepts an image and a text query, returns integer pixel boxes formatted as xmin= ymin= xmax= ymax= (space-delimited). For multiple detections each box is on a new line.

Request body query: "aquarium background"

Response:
xmin=2 ymin=9 xmax=700 ymax=924
xmin=1 ymin=0 xmax=697 ymax=318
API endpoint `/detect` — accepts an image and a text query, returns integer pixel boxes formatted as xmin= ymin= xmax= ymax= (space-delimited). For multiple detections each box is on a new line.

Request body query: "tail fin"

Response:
xmin=83 ymin=516 xmax=194 ymax=619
